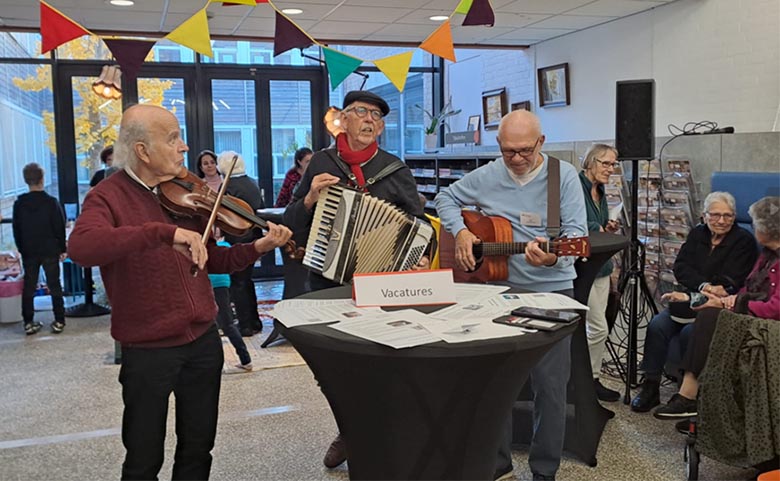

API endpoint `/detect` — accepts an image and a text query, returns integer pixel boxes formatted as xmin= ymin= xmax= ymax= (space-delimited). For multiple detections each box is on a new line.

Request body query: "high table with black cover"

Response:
xmin=511 ymin=231 xmax=628 ymax=466
xmin=281 ymin=285 xmax=576 ymax=481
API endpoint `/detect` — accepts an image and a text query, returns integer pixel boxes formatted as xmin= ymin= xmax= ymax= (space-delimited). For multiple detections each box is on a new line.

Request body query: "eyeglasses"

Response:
xmin=345 ymin=106 xmax=384 ymax=121
xmin=500 ymin=138 xmax=540 ymax=159
xmin=706 ymin=212 xmax=735 ymax=221
xmin=594 ymin=158 xmax=618 ymax=169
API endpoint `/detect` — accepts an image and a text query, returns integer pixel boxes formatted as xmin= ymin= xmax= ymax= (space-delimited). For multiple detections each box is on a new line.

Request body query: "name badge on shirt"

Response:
xmin=520 ymin=212 xmax=542 ymax=227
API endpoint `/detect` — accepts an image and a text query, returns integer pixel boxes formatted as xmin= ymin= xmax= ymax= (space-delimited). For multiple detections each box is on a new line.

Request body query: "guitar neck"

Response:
xmin=478 ymin=241 xmax=546 ymax=257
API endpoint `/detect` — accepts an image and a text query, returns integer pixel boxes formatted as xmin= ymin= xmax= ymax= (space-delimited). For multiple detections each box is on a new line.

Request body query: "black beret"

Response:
xmin=342 ymin=90 xmax=390 ymax=117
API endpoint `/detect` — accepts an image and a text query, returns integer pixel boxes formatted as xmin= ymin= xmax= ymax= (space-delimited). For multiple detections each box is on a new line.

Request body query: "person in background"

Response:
xmin=275 ymin=147 xmax=313 ymax=207
xmin=12 ymin=162 xmax=67 ymax=335
xmin=435 ymin=109 xmax=587 ymax=481
xmin=197 ymin=150 xmax=222 ymax=192
xmin=208 ymin=228 xmax=252 ymax=372
xmin=630 ymin=191 xmax=757 ymax=413
xmin=653 ymin=196 xmax=780 ymax=419
xmin=90 ymin=145 xmax=114 ymax=187
xmin=578 ymin=143 xmax=622 ymax=402
xmin=68 ymin=104 xmax=291 ymax=480
xmin=283 ymin=90 xmax=429 ymax=471
xmin=218 ymin=150 xmax=266 ymax=337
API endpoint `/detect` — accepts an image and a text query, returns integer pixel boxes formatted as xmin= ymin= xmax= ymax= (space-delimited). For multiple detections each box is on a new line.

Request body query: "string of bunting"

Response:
xmin=38 ymin=0 xmax=494 ymax=92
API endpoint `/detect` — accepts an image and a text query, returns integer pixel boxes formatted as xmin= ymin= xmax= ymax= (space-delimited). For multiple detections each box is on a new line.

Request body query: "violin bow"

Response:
xmin=192 ymin=154 xmax=238 ymax=276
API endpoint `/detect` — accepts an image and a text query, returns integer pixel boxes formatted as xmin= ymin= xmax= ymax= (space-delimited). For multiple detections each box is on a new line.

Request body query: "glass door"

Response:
xmin=202 ymin=68 xmax=325 ymax=277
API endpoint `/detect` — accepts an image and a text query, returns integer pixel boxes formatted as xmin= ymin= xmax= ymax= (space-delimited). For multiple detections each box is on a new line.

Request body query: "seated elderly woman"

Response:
xmin=631 ymin=191 xmax=758 ymax=412
xmin=653 ymin=196 xmax=780 ymax=419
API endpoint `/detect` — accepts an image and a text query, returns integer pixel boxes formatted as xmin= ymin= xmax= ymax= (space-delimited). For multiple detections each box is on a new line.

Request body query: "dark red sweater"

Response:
xmin=68 ymin=170 xmax=261 ymax=347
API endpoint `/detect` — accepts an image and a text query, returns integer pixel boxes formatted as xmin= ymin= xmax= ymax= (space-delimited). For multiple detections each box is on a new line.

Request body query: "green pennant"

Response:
xmin=323 ymin=47 xmax=363 ymax=90
xmin=455 ymin=0 xmax=474 ymax=15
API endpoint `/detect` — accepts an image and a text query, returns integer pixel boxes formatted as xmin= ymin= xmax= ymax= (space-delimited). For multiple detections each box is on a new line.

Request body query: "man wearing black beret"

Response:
xmin=283 ymin=90 xmax=430 ymax=469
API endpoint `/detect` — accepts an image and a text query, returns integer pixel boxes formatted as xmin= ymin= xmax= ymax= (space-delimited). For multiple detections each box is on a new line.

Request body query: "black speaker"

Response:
xmin=615 ymin=80 xmax=655 ymax=160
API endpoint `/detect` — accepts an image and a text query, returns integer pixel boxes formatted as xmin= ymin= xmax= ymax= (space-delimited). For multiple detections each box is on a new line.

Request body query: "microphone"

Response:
xmin=683 ymin=126 xmax=735 ymax=135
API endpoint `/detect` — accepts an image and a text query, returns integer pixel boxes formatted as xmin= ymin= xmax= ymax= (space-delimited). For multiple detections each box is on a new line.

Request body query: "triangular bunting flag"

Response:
xmin=218 ymin=0 xmax=266 ymax=6
xmin=273 ymin=11 xmax=314 ymax=57
xmin=322 ymin=47 xmax=363 ymax=91
xmin=419 ymin=20 xmax=456 ymax=63
xmin=454 ymin=0 xmax=474 ymax=15
xmin=40 ymin=1 xmax=92 ymax=54
xmin=462 ymin=0 xmax=495 ymax=27
xmin=103 ymin=39 xmax=156 ymax=81
xmin=165 ymin=7 xmax=214 ymax=58
xmin=373 ymin=51 xmax=413 ymax=92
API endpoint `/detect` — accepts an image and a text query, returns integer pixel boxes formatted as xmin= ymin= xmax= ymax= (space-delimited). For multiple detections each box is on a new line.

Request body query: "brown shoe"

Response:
xmin=323 ymin=433 xmax=347 ymax=468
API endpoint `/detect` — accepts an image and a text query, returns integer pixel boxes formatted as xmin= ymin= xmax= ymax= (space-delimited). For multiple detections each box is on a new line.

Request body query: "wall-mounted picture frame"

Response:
xmin=511 ymin=101 xmax=531 ymax=112
xmin=467 ymin=115 xmax=481 ymax=131
xmin=482 ymin=88 xmax=507 ymax=130
xmin=537 ymin=63 xmax=570 ymax=108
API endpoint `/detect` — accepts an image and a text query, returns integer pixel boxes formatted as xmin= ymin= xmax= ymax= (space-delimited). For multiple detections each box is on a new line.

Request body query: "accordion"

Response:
xmin=303 ymin=184 xmax=434 ymax=284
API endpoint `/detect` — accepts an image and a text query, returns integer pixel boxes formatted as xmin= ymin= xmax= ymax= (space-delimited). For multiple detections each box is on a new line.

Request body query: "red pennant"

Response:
xmin=273 ymin=11 xmax=313 ymax=57
xmin=40 ymin=1 xmax=91 ymax=54
xmin=462 ymin=0 xmax=495 ymax=27
xmin=103 ymin=39 xmax=156 ymax=81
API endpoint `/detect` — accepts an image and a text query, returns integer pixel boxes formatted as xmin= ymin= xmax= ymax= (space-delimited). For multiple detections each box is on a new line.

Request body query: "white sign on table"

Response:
xmin=352 ymin=269 xmax=456 ymax=308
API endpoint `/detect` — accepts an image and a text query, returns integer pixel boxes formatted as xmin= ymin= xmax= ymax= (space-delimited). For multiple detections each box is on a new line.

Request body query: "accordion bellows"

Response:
xmin=303 ymin=184 xmax=434 ymax=284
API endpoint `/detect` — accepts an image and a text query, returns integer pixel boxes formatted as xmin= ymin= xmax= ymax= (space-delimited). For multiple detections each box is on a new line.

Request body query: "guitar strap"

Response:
xmin=546 ymin=156 xmax=561 ymax=239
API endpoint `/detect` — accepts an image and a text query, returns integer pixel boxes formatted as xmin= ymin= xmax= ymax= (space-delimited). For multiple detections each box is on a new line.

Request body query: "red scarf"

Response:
xmin=336 ymin=133 xmax=378 ymax=188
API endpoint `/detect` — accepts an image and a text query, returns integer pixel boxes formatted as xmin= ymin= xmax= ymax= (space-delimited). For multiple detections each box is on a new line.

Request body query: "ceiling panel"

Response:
xmin=0 ymin=0 xmax=679 ymax=46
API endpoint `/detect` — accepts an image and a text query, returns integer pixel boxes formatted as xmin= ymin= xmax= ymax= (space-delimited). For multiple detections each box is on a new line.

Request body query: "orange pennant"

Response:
xmin=40 ymin=1 xmax=91 ymax=54
xmin=419 ymin=19 xmax=456 ymax=63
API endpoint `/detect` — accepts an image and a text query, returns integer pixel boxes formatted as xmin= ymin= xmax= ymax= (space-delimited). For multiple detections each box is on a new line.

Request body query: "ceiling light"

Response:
xmin=282 ymin=8 xmax=303 ymax=15
xmin=108 ymin=0 xmax=135 ymax=6
xmin=429 ymin=15 xmax=449 ymax=21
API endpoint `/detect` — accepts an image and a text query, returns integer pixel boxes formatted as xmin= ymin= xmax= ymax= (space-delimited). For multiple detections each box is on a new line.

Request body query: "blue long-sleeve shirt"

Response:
xmin=434 ymin=154 xmax=587 ymax=292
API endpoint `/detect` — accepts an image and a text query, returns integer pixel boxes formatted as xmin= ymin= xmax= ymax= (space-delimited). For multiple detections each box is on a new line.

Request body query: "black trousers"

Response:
xmin=22 ymin=256 xmax=64 ymax=323
xmin=213 ymin=286 xmax=251 ymax=365
xmin=229 ymin=264 xmax=261 ymax=332
xmin=680 ymin=307 xmax=722 ymax=377
xmin=119 ymin=325 xmax=223 ymax=480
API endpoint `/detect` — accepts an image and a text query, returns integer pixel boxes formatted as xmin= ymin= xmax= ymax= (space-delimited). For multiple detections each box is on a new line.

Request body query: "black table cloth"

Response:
xmin=281 ymin=285 xmax=576 ymax=481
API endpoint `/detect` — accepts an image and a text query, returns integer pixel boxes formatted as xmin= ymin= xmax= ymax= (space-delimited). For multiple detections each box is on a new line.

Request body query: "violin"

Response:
xmin=157 ymin=169 xmax=302 ymax=259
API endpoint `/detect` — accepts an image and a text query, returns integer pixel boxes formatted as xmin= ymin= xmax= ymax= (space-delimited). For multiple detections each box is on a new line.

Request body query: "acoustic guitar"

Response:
xmin=439 ymin=210 xmax=590 ymax=283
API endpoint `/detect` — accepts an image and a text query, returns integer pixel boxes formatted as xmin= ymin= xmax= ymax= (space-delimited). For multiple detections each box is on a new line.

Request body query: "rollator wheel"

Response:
xmin=685 ymin=443 xmax=700 ymax=481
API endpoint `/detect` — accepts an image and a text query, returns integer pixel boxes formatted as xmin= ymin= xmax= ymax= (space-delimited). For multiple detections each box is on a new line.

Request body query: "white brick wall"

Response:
xmin=450 ymin=0 xmax=780 ymax=143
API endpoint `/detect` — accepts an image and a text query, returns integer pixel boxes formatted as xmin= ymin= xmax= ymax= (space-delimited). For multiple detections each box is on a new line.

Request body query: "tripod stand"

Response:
xmin=608 ymin=158 xmax=658 ymax=404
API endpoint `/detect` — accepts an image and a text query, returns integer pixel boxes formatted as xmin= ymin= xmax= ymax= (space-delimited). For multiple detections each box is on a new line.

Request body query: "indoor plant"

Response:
xmin=416 ymin=96 xmax=461 ymax=135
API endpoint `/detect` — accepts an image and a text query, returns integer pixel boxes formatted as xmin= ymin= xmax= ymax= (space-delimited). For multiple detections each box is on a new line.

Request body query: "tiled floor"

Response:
xmin=0 ymin=280 xmax=767 ymax=480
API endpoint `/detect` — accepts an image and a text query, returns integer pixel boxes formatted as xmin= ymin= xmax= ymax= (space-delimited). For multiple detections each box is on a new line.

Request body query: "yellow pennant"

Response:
xmin=455 ymin=0 xmax=474 ymax=15
xmin=165 ymin=7 xmax=214 ymax=58
xmin=373 ymin=51 xmax=414 ymax=92
xmin=211 ymin=0 xmax=257 ymax=5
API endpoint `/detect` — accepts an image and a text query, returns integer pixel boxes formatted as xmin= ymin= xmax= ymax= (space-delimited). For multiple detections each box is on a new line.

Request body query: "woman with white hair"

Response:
xmin=631 ymin=191 xmax=758 ymax=412
xmin=653 ymin=196 xmax=780 ymax=419
xmin=217 ymin=150 xmax=266 ymax=337
xmin=578 ymin=143 xmax=622 ymax=402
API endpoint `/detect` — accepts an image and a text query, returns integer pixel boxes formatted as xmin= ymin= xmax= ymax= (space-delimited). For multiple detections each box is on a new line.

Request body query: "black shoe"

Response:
xmin=323 ymin=433 xmax=347 ymax=469
xmin=594 ymin=378 xmax=621 ymax=402
xmin=653 ymin=393 xmax=697 ymax=419
xmin=239 ymin=327 xmax=254 ymax=337
xmin=630 ymin=379 xmax=660 ymax=412
xmin=51 ymin=321 xmax=65 ymax=334
xmin=532 ymin=474 xmax=555 ymax=481
xmin=24 ymin=322 xmax=42 ymax=335
xmin=494 ymin=464 xmax=514 ymax=481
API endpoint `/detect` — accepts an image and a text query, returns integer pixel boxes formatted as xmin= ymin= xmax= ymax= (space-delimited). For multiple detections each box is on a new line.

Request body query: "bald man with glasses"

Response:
xmin=435 ymin=110 xmax=587 ymax=481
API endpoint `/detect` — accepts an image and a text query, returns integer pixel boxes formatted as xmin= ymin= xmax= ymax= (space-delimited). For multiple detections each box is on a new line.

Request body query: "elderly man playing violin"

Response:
xmin=69 ymin=104 xmax=292 ymax=481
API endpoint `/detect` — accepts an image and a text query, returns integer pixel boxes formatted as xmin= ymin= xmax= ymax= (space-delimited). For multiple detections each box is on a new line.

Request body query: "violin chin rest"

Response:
xmin=176 ymin=166 xmax=189 ymax=179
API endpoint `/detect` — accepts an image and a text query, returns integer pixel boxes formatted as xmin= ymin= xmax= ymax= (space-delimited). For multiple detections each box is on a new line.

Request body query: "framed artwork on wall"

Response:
xmin=537 ymin=63 xmax=570 ymax=108
xmin=511 ymin=101 xmax=531 ymax=111
xmin=467 ymin=115 xmax=481 ymax=131
xmin=482 ymin=88 xmax=507 ymax=130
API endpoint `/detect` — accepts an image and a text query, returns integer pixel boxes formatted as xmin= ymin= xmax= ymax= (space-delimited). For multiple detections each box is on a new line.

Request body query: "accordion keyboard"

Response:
xmin=303 ymin=184 xmax=433 ymax=284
